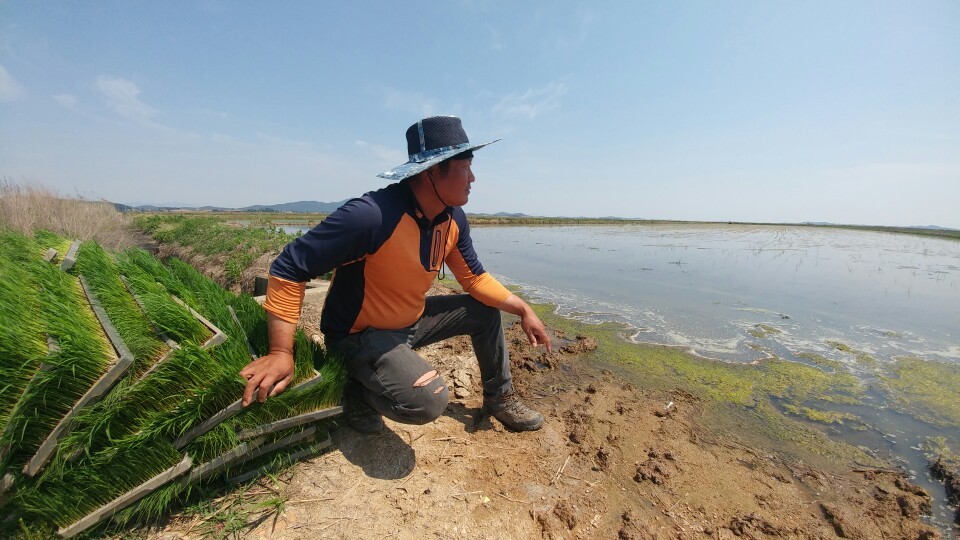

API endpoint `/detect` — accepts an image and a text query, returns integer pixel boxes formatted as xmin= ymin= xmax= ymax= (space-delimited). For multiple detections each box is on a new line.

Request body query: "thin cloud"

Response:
xmin=536 ymin=6 xmax=599 ymax=52
xmin=53 ymin=94 xmax=77 ymax=108
xmin=0 ymin=64 xmax=23 ymax=102
xmin=355 ymin=140 xmax=406 ymax=165
xmin=486 ymin=24 xmax=505 ymax=51
xmin=492 ymin=82 xmax=567 ymax=120
xmin=382 ymin=87 xmax=437 ymax=117
xmin=95 ymin=76 xmax=159 ymax=123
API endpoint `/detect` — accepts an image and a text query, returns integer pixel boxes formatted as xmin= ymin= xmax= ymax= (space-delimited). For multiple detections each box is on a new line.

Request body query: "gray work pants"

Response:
xmin=326 ymin=294 xmax=512 ymax=425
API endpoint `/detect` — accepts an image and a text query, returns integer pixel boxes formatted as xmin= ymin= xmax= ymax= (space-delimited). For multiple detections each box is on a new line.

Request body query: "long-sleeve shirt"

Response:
xmin=264 ymin=180 xmax=512 ymax=336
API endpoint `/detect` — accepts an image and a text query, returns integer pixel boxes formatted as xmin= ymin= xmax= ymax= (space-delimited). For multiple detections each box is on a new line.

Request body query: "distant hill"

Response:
xmin=470 ymin=212 xmax=530 ymax=218
xmin=116 ymin=200 xmax=350 ymax=213
xmin=238 ymin=200 xmax=350 ymax=213
xmin=118 ymin=201 xmax=530 ymax=217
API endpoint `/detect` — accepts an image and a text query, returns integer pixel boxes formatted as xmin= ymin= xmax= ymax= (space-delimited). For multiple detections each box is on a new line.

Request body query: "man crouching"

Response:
xmin=240 ymin=116 xmax=550 ymax=434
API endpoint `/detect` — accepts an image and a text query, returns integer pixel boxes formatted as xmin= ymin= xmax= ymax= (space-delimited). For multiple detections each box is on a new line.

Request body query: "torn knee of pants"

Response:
xmin=413 ymin=370 xmax=440 ymax=389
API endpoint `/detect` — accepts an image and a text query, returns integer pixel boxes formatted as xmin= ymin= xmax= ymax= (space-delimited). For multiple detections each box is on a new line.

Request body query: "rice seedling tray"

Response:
xmin=59 ymin=240 xmax=80 ymax=271
xmin=236 ymin=405 xmax=343 ymax=441
xmin=171 ymin=295 xmax=227 ymax=349
xmin=226 ymin=432 xmax=332 ymax=487
xmin=23 ymin=275 xmax=134 ymax=477
xmin=57 ymin=455 xmax=193 ymax=539
xmin=173 ymin=372 xmax=323 ymax=450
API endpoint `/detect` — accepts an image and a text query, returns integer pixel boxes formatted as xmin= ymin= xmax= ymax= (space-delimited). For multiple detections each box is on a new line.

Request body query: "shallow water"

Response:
xmin=468 ymin=224 xmax=959 ymax=367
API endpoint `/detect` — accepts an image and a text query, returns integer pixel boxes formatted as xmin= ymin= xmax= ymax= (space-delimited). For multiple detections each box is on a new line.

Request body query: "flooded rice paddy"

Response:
xmin=469 ymin=224 xmax=959 ymax=368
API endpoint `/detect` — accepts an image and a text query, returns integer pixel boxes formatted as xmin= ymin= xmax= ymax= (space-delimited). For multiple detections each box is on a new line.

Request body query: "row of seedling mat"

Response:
xmin=0 ymin=229 xmax=345 ymax=538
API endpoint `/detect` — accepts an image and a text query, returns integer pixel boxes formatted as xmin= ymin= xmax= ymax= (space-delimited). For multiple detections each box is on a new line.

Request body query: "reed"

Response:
xmin=0 ymin=181 xmax=139 ymax=250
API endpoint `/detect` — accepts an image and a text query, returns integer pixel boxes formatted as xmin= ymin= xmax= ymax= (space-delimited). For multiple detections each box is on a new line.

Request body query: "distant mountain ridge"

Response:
xmin=116 ymin=200 xmax=532 ymax=218
xmin=116 ymin=200 xmax=351 ymax=213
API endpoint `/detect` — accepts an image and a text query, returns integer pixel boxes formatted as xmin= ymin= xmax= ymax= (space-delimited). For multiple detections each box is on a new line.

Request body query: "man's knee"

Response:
xmin=397 ymin=380 xmax=449 ymax=425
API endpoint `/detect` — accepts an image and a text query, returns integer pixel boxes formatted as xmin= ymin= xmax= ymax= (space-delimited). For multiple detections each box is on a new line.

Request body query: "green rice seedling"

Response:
xmin=135 ymin=373 xmax=246 ymax=445
xmin=117 ymin=253 xmax=211 ymax=346
xmin=106 ymin=423 xmax=245 ymax=528
xmin=13 ymin=438 xmax=183 ymax=529
xmin=162 ymin=258 xmax=323 ymax=383
xmin=0 ymin=237 xmax=48 ymax=442
xmin=114 ymin=423 xmax=326 ymax=529
xmin=227 ymin=294 xmax=269 ymax=357
xmin=32 ymin=229 xmax=73 ymax=257
xmin=53 ymin=343 xmax=229 ymax=462
xmin=72 ymin=242 xmax=168 ymax=377
xmin=121 ymin=247 xmax=200 ymax=307
xmin=166 ymin=258 xmax=238 ymax=321
xmin=0 ymin=238 xmax=112 ymax=474
xmin=230 ymin=354 xmax=346 ymax=436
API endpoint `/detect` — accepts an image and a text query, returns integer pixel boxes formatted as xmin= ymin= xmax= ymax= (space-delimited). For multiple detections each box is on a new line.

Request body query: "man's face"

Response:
xmin=432 ymin=158 xmax=475 ymax=207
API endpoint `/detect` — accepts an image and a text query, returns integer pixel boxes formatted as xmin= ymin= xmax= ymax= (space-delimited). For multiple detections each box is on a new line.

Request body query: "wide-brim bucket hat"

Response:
xmin=377 ymin=116 xmax=498 ymax=181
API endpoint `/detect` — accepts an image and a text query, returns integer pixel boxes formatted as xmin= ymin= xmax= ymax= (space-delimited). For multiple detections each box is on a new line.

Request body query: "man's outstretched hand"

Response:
xmin=500 ymin=294 xmax=553 ymax=353
xmin=240 ymin=351 xmax=295 ymax=406
xmin=520 ymin=309 xmax=553 ymax=353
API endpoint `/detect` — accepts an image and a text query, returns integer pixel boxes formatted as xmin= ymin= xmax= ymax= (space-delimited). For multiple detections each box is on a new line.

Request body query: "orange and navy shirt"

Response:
xmin=263 ymin=180 xmax=512 ymax=336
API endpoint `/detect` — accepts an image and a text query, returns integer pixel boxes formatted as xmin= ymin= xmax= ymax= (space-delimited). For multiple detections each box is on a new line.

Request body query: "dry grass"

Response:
xmin=0 ymin=180 xmax=143 ymax=250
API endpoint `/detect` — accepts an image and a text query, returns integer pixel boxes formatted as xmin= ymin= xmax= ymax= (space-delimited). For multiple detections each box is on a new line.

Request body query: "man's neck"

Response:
xmin=408 ymin=175 xmax=447 ymax=221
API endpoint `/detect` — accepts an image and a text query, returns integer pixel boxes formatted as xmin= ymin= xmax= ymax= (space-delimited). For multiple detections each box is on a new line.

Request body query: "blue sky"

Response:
xmin=1 ymin=1 xmax=959 ymax=227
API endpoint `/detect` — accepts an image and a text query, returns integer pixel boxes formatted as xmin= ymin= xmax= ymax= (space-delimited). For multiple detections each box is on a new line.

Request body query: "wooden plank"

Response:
xmin=58 ymin=455 xmax=192 ymax=539
xmin=237 ymin=406 xmax=343 ymax=441
xmin=184 ymin=436 xmax=266 ymax=485
xmin=59 ymin=240 xmax=80 ymax=271
xmin=185 ymin=428 xmax=320 ymax=489
xmin=226 ymin=434 xmax=331 ymax=486
xmin=238 ymin=426 xmax=319 ymax=466
xmin=173 ymin=372 xmax=322 ymax=450
xmin=173 ymin=399 xmax=244 ymax=450
xmin=79 ymin=275 xmax=134 ymax=365
xmin=0 ymin=472 xmax=14 ymax=495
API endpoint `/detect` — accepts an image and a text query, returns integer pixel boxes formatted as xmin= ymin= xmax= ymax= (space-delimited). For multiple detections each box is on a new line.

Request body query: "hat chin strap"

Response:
xmin=427 ymin=171 xmax=451 ymax=209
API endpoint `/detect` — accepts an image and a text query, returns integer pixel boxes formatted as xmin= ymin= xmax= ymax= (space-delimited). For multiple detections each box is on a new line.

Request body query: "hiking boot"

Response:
xmin=342 ymin=382 xmax=384 ymax=434
xmin=481 ymin=392 xmax=544 ymax=431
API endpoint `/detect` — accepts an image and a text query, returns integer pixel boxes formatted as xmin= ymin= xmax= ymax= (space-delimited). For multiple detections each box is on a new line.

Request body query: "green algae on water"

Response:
xmin=826 ymin=340 xmax=878 ymax=368
xmin=526 ymin=299 xmax=877 ymax=468
xmin=880 ymin=357 xmax=960 ymax=428
xmin=747 ymin=323 xmax=781 ymax=339
xmin=781 ymin=403 xmax=864 ymax=428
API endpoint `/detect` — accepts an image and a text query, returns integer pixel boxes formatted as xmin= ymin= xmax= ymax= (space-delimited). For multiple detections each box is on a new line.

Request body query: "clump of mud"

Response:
xmin=931 ymin=456 xmax=960 ymax=524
